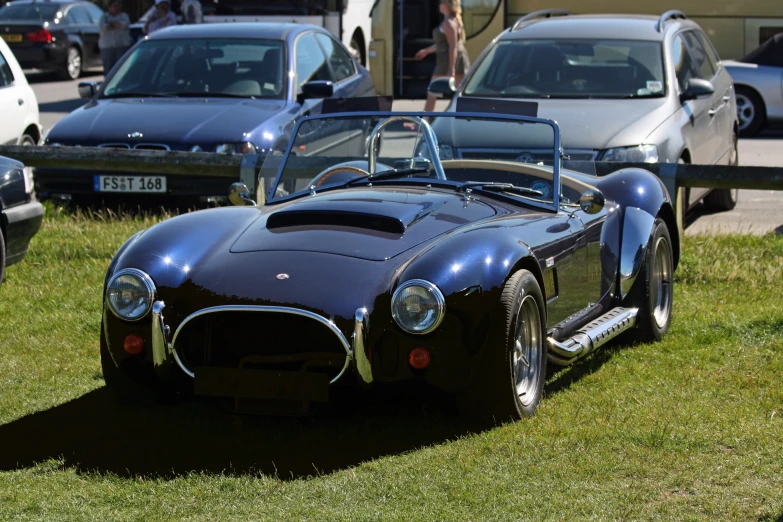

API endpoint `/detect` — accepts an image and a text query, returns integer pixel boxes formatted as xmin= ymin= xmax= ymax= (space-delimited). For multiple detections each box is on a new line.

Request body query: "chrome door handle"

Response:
xmin=708 ymin=108 xmax=717 ymax=116
xmin=18 ymin=98 xmax=24 ymax=106
xmin=723 ymin=95 xmax=731 ymax=102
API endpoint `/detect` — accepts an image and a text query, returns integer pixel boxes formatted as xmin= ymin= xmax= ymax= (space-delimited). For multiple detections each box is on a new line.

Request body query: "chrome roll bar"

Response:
xmin=367 ymin=115 xmax=447 ymax=180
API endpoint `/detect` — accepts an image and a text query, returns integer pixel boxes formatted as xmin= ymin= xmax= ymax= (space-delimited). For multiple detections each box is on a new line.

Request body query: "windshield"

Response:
xmin=463 ymin=39 xmax=665 ymax=99
xmin=264 ymin=113 xmax=576 ymax=209
xmin=0 ymin=3 xmax=61 ymax=21
xmin=102 ymin=39 xmax=286 ymax=100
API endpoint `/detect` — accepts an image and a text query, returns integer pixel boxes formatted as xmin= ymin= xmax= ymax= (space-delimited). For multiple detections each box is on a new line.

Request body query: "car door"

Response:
xmin=694 ymin=30 xmax=735 ymax=163
xmin=0 ymin=49 xmax=24 ymax=144
xmin=65 ymin=5 xmax=99 ymax=68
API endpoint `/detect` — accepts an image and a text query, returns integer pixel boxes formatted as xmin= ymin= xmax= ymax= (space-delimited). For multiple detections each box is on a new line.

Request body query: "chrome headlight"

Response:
xmin=106 ymin=268 xmax=156 ymax=321
xmin=214 ymin=142 xmax=258 ymax=154
xmin=392 ymin=279 xmax=446 ymax=334
xmin=602 ymin=144 xmax=658 ymax=163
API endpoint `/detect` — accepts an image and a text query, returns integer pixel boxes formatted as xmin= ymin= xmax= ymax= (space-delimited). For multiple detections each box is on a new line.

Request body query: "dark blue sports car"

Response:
xmin=36 ymin=22 xmax=375 ymax=205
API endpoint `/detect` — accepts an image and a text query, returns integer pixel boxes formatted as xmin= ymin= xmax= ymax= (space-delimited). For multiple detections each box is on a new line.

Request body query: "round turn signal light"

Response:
xmin=408 ymin=347 xmax=431 ymax=370
xmin=124 ymin=334 xmax=145 ymax=355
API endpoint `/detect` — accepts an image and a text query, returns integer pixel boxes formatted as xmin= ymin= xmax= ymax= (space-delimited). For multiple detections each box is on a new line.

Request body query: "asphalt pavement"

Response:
xmin=27 ymin=74 xmax=783 ymax=236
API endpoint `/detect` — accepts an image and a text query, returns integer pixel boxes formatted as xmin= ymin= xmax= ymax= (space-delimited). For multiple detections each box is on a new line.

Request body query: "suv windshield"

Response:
xmin=463 ymin=39 xmax=665 ymax=99
xmin=102 ymin=39 xmax=286 ymax=100
xmin=262 ymin=113 xmax=584 ymax=210
xmin=0 ymin=3 xmax=61 ymax=21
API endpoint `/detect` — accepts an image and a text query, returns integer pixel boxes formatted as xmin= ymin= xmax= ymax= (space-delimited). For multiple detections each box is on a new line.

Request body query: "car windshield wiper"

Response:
xmin=345 ymin=166 xmax=431 ymax=186
xmin=459 ymin=182 xmax=543 ymax=197
xmin=101 ymin=92 xmax=171 ymax=98
xmin=163 ymin=92 xmax=257 ymax=99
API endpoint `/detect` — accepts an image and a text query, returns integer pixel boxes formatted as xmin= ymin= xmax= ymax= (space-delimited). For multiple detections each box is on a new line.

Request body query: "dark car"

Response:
xmin=0 ymin=0 xmax=104 ymax=80
xmin=99 ymin=109 xmax=678 ymax=423
xmin=0 ymin=155 xmax=44 ymax=285
xmin=430 ymin=9 xmax=740 ymax=219
xmin=36 ymin=22 xmax=376 ymax=206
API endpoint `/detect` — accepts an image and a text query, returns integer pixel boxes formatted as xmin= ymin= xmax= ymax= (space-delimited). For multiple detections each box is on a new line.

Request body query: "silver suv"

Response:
xmin=431 ymin=10 xmax=740 ymax=213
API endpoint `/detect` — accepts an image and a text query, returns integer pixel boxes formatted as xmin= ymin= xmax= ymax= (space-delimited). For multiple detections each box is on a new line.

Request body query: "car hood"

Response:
xmin=230 ymin=187 xmax=498 ymax=261
xmin=451 ymin=97 xmax=672 ymax=150
xmin=48 ymin=97 xmax=290 ymax=145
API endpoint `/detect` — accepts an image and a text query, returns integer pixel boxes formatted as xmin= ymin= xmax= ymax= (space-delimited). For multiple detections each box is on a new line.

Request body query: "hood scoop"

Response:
xmin=266 ymin=196 xmax=442 ymax=234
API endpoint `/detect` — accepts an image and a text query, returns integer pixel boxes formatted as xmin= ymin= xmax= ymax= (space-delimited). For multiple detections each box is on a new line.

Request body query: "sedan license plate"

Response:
xmin=95 ymin=175 xmax=166 ymax=193
xmin=1 ymin=34 xmax=22 ymax=43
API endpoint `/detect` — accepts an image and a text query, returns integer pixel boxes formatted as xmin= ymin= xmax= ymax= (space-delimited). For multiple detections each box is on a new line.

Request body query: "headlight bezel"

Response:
xmin=391 ymin=279 xmax=446 ymax=335
xmin=106 ymin=268 xmax=156 ymax=322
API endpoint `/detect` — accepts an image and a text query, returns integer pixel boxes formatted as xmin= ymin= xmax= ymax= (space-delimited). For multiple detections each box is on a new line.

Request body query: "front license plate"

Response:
xmin=193 ymin=367 xmax=330 ymax=402
xmin=94 ymin=175 xmax=166 ymax=193
xmin=1 ymin=34 xmax=22 ymax=42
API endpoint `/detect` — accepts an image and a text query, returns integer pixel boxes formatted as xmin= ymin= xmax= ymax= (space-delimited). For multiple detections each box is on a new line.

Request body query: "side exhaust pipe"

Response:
xmin=547 ymin=307 xmax=638 ymax=366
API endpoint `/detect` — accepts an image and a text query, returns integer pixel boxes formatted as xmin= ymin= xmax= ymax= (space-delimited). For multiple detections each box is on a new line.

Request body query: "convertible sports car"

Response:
xmin=100 ymin=108 xmax=679 ymax=423
xmin=724 ymin=33 xmax=783 ymax=137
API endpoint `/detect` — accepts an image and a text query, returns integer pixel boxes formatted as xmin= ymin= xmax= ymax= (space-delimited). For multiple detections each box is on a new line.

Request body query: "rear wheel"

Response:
xmin=704 ymin=133 xmax=740 ymax=211
xmin=626 ymin=218 xmax=674 ymax=343
xmin=735 ymin=86 xmax=765 ymax=137
xmin=457 ymin=269 xmax=547 ymax=424
xmin=58 ymin=47 xmax=82 ymax=81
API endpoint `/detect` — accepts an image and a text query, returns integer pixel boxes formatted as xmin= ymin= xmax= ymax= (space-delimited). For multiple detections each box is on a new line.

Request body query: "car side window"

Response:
xmin=66 ymin=6 xmax=92 ymax=25
xmin=83 ymin=2 xmax=105 ymax=24
xmin=295 ymin=33 xmax=333 ymax=87
xmin=696 ymin=30 xmax=721 ymax=71
xmin=682 ymin=31 xmax=715 ymax=79
xmin=314 ymin=33 xmax=355 ymax=82
xmin=672 ymin=34 xmax=699 ymax=90
xmin=0 ymin=51 xmax=14 ymax=87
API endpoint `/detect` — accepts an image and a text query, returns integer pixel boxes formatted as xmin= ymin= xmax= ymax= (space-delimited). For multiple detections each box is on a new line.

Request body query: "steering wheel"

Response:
xmin=311 ymin=165 xmax=370 ymax=187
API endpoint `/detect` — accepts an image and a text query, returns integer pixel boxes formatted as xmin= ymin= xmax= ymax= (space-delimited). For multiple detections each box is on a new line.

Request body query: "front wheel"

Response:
xmin=705 ymin=133 xmax=739 ymax=211
xmin=626 ymin=218 xmax=674 ymax=342
xmin=735 ymin=86 xmax=765 ymax=137
xmin=457 ymin=269 xmax=547 ymax=424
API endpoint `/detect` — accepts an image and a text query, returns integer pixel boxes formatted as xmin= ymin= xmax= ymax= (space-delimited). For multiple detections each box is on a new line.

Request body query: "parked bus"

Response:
xmin=134 ymin=0 xmax=373 ymax=67
xmin=369 ymin=0 xmax=783 ymax=98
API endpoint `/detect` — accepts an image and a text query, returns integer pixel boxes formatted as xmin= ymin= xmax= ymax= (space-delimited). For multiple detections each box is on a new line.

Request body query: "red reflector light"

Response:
xmin=408 ymin=347 xmax=431 ymax=370
xmin=26 ymin=29 xmax=53 ymax=43
xmin=124 ymin=334 xmax=145 ymax=355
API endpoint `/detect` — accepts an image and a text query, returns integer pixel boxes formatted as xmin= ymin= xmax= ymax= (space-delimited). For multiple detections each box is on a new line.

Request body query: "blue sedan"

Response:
xmin=36 ymin=22 xmax=375 ymax=205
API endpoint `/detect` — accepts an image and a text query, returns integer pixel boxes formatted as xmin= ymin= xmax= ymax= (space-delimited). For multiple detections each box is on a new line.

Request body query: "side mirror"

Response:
xmin=297 ymin=80 xmax=334 ymax=104
xmin=579 ymin=189 xmax=605 ymax=215
xmin=229 ymin=182 xmax=256 ymax=206
xmin=428 ymin=77 xmax=456 ymax=99
xmin=78 ymin=81 xmax=98 ymax=99
xmin=680 ymin=78 xmax=714 ymax=102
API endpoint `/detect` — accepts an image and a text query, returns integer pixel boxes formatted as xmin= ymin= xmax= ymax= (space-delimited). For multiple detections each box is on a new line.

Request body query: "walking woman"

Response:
xmin=98 ymin=0 xmax=131 ymax=74
xmin=414 ymin=0 xmax=470 ymax=112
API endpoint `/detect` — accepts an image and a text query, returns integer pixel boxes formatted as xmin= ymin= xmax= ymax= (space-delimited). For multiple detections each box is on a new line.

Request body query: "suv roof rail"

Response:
xmin=511 ymin=9 xmax=572 ymax=31
xmin=656 ymin=10 xmax=687 ymax=32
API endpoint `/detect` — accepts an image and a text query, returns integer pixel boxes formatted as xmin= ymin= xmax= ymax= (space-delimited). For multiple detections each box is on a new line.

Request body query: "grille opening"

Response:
xmin=177 ymin=311 xmax=348 ymax=381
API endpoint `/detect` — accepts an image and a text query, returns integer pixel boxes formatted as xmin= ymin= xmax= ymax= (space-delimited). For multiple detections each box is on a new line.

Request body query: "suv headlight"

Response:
xmin=392 ymin=279 xmax=446 ymax=334
xmin=106 ymin=268 xmax=156 ymax=321
xmin=602 ymin=144 xmax=658 ymax=163
xmin=214 ymin=142 xmax=258 ymax=154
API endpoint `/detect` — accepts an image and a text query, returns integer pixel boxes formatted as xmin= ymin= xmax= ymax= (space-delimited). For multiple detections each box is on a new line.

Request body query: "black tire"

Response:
xmin=735 ymin=86 xmax=765 ymax=137
xmin=626 ymin=218 xmax=674 ymax=343
xmin=704 ymin=133 xmax=739 ymax=211
xmin=57 ymin=46 xmax=82 ymax=81
xmin=0 ymin=226 xmax=5 ymax=286
xmin=100 ymin=324 xmax=163 ymax=407
xmin=21 ymin=134 xmax=35 ymax=146
xmin=457 ymin=269 xmax=547 ymax=425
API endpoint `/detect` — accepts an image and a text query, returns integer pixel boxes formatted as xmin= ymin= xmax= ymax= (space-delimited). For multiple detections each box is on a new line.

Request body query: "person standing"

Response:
xmin=414 ymin=0 xmax=470 ymax=112
xmin=181 ymin=0 xmax=203 ymax=24
xmin=145 ymin=0 xmax=178 ymax=35
xmin=98 ymin=0 xmax=131 ymax=74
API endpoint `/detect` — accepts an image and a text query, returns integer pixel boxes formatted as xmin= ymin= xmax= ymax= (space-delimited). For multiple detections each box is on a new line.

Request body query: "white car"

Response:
xmin=0 ymin=37 xmax=41 ymax=147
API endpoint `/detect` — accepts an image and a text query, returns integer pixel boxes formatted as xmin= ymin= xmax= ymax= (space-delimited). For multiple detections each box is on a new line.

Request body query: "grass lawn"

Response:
xmin=0 ymin=205 xmax=781 ymax=521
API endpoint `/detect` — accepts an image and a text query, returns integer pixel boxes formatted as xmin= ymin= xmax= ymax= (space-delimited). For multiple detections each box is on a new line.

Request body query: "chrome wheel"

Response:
xmin=651 ymin=236 xmax=673 ymax=329
xmin=67 ymin=47 xmax=81 ymax=79
xmin=736 ymin=93 xmax=754 ymax=132
xmin=513 ymin=295 xmax=542 ymax=407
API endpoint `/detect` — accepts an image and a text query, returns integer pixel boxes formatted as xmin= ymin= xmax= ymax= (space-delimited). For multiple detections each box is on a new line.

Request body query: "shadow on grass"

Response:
xmin=0 ymin=384 xmax=478 ymax=479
